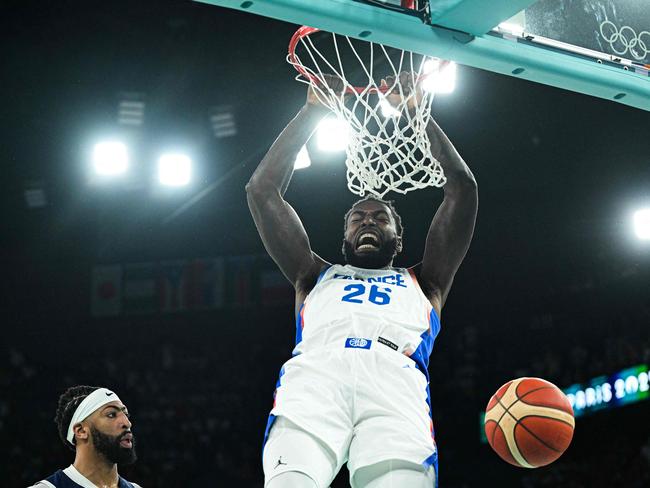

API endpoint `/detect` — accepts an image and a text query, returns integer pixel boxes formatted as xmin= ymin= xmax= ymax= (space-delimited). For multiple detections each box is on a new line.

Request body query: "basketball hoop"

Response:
xmin=287 ymin=25 xmax=448 ymax=198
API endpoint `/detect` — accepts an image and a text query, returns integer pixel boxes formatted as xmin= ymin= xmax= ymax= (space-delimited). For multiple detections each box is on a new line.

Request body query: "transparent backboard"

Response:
xmin=196 ymin=0 xmax=650 ymax=111
xmin=521 ymin=0 xmax=649 ymax=64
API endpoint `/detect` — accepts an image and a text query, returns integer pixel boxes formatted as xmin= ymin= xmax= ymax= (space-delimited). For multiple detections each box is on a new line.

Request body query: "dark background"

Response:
xmin=2 ymin=1 xmax=649 ymax=487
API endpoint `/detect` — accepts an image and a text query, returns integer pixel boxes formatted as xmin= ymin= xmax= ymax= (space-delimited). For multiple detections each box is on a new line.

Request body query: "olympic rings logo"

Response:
xmin=599 ymin=20 xmax=650 ymax=61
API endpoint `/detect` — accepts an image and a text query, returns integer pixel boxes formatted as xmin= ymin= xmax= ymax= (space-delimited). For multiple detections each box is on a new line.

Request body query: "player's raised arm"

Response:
xmin=383 ymin=71 xmax=478 ymax=312
xmin=246 ymin=75 xmax=344 ymax=293
xmin=418 ymin=114 xmax=478 ymax=311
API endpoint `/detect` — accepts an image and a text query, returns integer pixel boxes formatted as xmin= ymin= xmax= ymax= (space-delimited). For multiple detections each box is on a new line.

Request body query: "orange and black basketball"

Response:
xmin=484 ymin=377 xmax=575 ymax=468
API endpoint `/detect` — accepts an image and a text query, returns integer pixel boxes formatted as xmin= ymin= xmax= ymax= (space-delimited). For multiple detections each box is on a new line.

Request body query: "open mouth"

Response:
xmin=120 ymin=434 xmax=133 ymax=448
xmin=356 ymin=231 xmax=381 ymax=251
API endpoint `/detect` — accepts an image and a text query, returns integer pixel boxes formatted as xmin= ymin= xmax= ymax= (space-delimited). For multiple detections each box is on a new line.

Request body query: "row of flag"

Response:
xmin=91 ymin=255 xmax=292 ymax=317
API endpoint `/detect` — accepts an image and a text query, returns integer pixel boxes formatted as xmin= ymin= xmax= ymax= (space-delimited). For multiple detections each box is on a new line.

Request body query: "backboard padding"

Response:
xmin=196 ymin=0 xmax=650 ymax=111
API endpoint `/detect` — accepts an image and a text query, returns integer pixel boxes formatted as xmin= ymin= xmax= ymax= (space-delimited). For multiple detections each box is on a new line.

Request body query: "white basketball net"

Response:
xmin=288 ymin=29 xmax=447 ymax=198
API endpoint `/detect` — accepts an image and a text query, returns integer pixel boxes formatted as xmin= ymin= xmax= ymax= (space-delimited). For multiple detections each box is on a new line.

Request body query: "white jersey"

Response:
xmin=294 ymin=264 xmax=440 ymax=375
xmin=264 ymin=264 xmax=441 ymax=484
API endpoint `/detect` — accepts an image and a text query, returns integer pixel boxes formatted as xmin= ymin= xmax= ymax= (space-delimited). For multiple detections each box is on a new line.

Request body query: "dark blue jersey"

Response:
xmin=31 ymin=466 xmax=141 ymax=488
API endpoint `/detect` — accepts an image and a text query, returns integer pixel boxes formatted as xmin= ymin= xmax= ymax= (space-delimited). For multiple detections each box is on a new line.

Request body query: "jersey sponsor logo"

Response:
xmin=377 ymin=336 xmax=399 ymax=351
xmin=345 ymin=337 xmax=372 ymax=349
xmin=333 ymin=273 xmax=407 ymax=288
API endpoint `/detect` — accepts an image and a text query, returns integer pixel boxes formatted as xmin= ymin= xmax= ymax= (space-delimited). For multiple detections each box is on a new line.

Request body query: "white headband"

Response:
xmin=66 ymin=388 xmax=123 ymax=444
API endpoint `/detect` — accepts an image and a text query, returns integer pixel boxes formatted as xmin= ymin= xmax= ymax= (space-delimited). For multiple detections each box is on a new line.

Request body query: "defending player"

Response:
xmin=29 ymin=385 xmax=142 ymax=488
xmin=247 ymin=73 xmax=478 ymax=487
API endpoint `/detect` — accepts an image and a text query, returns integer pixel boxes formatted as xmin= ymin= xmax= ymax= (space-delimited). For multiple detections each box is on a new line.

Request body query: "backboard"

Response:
xmin=522 ymin=0 xmax=649 ymax=65
xmin=196 ymin=0 xmax=650 ymax=111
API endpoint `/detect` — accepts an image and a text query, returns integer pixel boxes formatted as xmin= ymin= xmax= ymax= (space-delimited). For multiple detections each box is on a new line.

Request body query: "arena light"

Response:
xmin=117 ymin=92 xmax=145 ymax=127
xmin=294 ymin=146 xmax=311 ymax=170
xmin=633 ymin=208 xmax=650 ymax=240
xmin=497 ymin=22 xmax=525 ymax=37
xmin=422 ymin=60 xmax=457 ymax=94
xmin=316 ymin=117 xmax=349 ymax=151
xmin=496 ymin=11 xmax=526 ymax=37
xmin=379 ymin=99 xmax=400 ymax=118
xmin=93 ymin=141 xmax=129 ymax=176
xmin=24 ymin=181 xmax=47 ymax=208
xmin=210 ymin=106 xmax=237 ymax=138
xmin=158 ymin=153 xmax=191 ymax=187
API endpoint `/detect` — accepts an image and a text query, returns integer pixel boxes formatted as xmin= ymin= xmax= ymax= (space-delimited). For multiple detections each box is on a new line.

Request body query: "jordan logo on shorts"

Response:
xmin=275 ymin=456 xmax=287 ymax=469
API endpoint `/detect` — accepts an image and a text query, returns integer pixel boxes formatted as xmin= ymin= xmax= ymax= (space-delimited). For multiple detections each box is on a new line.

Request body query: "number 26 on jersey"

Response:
xmin=341 ymin=284 xmax=392 ymax=305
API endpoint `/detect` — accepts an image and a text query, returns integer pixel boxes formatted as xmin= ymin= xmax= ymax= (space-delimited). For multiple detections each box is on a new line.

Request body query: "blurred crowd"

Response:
xmin=3 ymin=281 xmax=649 ymax=487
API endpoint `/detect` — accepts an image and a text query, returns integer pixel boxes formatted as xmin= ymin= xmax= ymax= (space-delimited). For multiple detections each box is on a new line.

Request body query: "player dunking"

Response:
xmin=247 ymin=73 xmax=478 ymax=487
xmin=29 ymin=385 xmax=141 ymax=488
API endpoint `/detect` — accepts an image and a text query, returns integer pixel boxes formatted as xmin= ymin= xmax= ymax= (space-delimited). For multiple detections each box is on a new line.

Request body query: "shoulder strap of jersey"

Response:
xmin=32 ymin=479 xmax=56 ymax=488
xmin=118 ymin=478 xmax=138 ymax=488
xmin=315 ymin=264 xmax=332 ymax=284
xmin=44 ymin=469 xmax=82 ymax=487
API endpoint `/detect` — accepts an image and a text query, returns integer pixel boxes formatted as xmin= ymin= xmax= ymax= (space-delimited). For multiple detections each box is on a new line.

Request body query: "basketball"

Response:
xmin=484 ymin=377 xmax=575 ymax=468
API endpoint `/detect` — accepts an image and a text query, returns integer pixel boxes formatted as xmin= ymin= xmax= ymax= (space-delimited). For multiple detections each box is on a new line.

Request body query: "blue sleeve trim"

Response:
xmin=315 ymin=265 xmax=331 ymax=284
xmin=422 ymin=451 xmax=439 ymax=488
xmin=429 ymin=308 xmax=441 ymax=338
xmin=295 ymin=303 xmax=305 ymax=346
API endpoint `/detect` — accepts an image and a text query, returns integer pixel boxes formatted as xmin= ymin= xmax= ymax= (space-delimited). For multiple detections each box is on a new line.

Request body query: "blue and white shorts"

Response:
xmin=262 ymin=343 xmax=438 ymax=487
